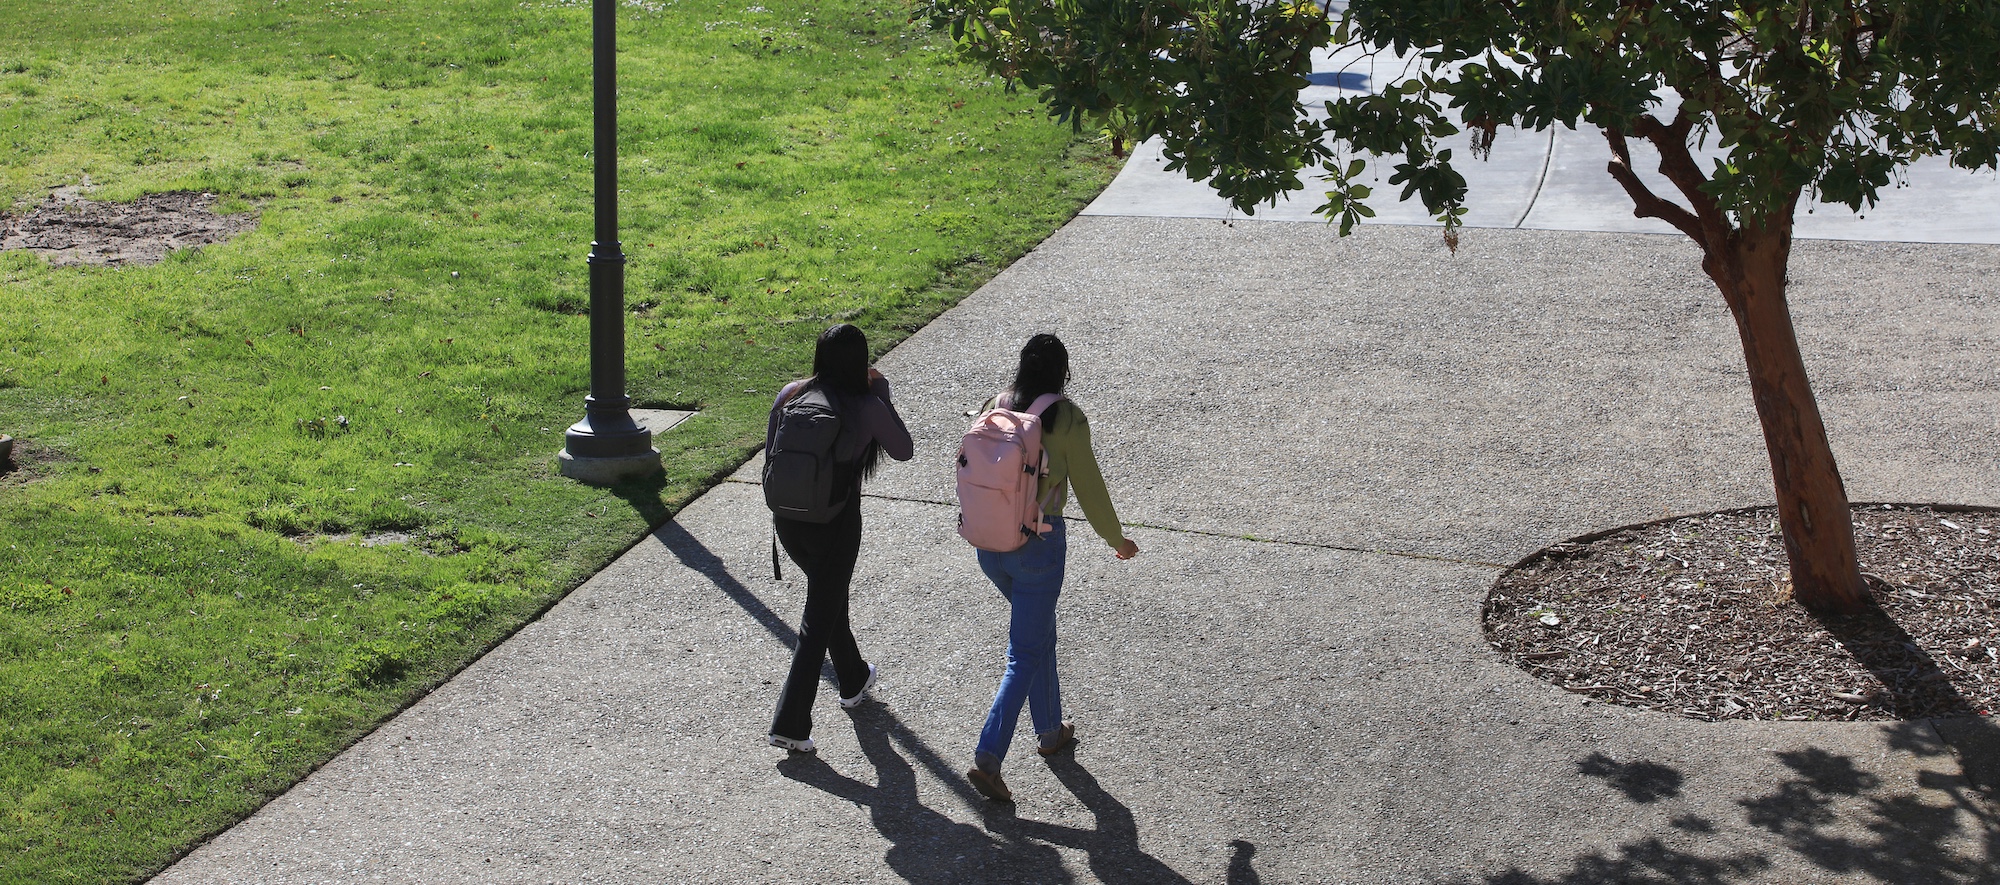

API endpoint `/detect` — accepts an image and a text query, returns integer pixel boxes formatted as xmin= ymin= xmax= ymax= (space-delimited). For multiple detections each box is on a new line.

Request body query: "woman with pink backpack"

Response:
xmin=962 ymin=333 xmax=1139 ymax=802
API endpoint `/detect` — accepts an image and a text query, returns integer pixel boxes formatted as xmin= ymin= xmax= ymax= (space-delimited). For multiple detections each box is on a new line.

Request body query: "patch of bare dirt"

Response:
xmin=0 ymin=187 xmax=258 ymax=266
xmin=1487 ymin=505 xmax=2000 ymax=722
xmin=296 ymin=531 xmax=415 ymax=548
xmin=0 ymin=436 xmax=73 ymax=486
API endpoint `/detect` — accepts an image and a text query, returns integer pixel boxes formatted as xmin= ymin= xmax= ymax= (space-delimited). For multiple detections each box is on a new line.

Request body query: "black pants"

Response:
xmin=770 ymin=502 xmax=870 ymax=741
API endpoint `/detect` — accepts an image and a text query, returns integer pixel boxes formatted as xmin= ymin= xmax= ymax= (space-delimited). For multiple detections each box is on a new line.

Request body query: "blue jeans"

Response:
xmin=975 ymin=519 xmax=1066 ymax=766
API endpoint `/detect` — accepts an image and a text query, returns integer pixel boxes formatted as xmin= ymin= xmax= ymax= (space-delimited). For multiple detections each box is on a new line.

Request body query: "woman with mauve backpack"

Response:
xmin=764 ymin=324 xmax=913 ymax=754
xmin=965 ymin=333 xmax=1139 ymax=802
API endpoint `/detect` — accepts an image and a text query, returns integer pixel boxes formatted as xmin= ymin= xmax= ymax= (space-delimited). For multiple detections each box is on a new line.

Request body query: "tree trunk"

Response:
xmin=1705 ymin=222 xmax=1870 ymax=614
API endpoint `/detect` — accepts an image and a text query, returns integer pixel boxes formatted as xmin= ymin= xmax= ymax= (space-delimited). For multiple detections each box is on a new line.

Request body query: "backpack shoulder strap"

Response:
xmin=995 ymin=391 xmax=1065 ymax=416
xmin=776 ymin=380 xmax=807 ymax=408
xmin=1024 ymin=393 xmax=1065 ymax=417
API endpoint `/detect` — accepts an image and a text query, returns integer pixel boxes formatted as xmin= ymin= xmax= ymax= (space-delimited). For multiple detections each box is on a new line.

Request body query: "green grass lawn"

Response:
xmin=0 ymin=1 xmax=1117 ymax=880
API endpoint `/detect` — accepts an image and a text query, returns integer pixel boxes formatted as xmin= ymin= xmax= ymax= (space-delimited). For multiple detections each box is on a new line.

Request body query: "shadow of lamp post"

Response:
xmin=557 ymin=0 xmax=663 ymax=484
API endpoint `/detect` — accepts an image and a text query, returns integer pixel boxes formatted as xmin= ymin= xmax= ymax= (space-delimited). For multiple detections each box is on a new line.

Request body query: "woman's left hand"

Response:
xmin=1114 ymin=538 xmax=1139 ymax=560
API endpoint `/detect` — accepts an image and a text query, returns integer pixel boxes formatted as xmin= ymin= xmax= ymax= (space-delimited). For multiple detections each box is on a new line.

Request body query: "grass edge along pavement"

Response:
xmin=0 ymin=1 xmax=1122 ymax=881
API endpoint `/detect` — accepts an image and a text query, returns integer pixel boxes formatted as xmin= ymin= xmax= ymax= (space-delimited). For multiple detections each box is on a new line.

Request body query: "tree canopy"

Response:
xmin=928 ymin=0 xmax=2000 ymax=238
xmin=923 ymin=0 xmax=2000 ymax=612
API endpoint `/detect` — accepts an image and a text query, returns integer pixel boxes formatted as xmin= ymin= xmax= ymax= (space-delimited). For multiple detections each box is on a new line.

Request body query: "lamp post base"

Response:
xmin=558 ymin=394 xmax=659 ymax=485
xmin=556 ymin=447 xmax=662 ymax=485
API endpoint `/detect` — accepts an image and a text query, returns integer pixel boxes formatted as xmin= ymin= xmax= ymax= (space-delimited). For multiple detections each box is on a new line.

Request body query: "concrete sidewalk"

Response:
xmin=153 ymin=216 xmax=2000 ymax=883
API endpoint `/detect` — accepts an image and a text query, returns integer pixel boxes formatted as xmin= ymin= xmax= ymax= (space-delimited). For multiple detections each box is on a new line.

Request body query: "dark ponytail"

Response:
xmin=1008 ymin=333 xmax=1069 ymax=422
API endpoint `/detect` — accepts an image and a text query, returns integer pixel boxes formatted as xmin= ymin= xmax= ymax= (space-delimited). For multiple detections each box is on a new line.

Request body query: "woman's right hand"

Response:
xmin=1114 ymin=538 xmax=1139 ymax=560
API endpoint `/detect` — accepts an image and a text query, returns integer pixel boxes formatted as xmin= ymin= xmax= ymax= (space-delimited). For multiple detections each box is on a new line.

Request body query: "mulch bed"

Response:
xmin=1486 ymin=504 xmax=2000 ymax=722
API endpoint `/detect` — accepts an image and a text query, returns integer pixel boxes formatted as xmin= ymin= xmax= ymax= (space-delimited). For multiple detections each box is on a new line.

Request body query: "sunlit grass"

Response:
xmin=0 ymin=1 xmax=1118 ymax=880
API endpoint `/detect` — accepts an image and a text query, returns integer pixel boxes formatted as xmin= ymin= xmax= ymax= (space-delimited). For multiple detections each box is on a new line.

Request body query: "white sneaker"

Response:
xmin=768 ymin=733 xmax=816 ymax=753
xmin=839 ymin=664 xmax=879 ymax=710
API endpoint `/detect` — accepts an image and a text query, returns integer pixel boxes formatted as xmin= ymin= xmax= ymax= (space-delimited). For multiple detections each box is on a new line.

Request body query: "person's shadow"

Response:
xmin=997 ymin=755 xmax=1204 ymax=885
xmin=779 ymin=706 xmax=1074 ymax=885
xmin=652 ymin=509 xmax=1264 ymax=883
xmin=781 ymin=706 xmax=1258 ymax=884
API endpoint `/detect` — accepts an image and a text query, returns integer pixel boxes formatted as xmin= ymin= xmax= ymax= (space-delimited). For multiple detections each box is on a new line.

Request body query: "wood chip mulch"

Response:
xmin=1486 ymin=504 xmax=2000 ymax=722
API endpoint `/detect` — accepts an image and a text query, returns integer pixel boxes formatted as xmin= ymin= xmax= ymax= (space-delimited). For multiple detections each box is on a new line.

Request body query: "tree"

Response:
xmin=922 ymin=0 xmax=2000 ymax=614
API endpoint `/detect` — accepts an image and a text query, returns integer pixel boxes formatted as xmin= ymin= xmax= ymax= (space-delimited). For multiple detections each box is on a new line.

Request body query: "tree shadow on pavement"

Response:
xmin=1741 ymin=723 xmax=1998 ymax=884
xmin=1451 ymin=718 xmax=1998 ymax=885
xmin=1578 ymin=752 xmax=1684 ymax=804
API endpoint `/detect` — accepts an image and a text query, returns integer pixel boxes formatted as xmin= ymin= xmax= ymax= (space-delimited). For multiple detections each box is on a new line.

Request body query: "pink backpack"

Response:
xmin=955 ymin=393 xmax=1064 ymax=552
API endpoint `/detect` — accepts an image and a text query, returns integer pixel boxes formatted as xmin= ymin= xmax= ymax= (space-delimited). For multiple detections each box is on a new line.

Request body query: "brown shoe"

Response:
xmin=967 ymin=767 xmax=1013 ymax=802
xmin=1036 ymin=722 xmax=1076 ymax=757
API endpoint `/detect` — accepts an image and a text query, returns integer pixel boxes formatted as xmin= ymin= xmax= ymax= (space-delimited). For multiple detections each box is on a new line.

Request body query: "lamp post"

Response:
xmin=558 ymin=0 xmax=661 ymax=484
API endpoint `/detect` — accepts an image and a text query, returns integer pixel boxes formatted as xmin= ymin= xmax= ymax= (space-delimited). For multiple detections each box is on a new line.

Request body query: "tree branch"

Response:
xmin=1634 ymin=108 xmax=1735 ymax=245
xmin=1603 ymin=127 xmax=1706 ymax=245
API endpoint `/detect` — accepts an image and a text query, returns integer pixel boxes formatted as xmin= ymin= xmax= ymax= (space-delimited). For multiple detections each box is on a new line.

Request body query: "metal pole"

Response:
xmin=559 ymin=0 xmax=659 ymax=482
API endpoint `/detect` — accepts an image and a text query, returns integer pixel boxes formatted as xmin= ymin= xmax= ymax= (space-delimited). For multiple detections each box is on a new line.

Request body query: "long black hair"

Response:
xmin=809 ymin=323 xmax=872 ymax=396
xmin=1007 ymin=333 xmax=1069 ymax=422
xmin=805 ymin=323 xmax=883 ymax=478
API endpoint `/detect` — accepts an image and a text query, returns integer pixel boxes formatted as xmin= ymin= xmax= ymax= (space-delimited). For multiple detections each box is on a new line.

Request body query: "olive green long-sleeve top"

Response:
xmin=989 ymin=394 xmax=1128 ymax=549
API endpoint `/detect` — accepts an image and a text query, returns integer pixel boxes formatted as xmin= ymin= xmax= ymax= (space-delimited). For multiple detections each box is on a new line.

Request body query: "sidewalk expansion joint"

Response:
xmin=724 ymin=478 xmax=1511 ymax=570
xmin=1121 ymin=519 xmax=1513 ymax=570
